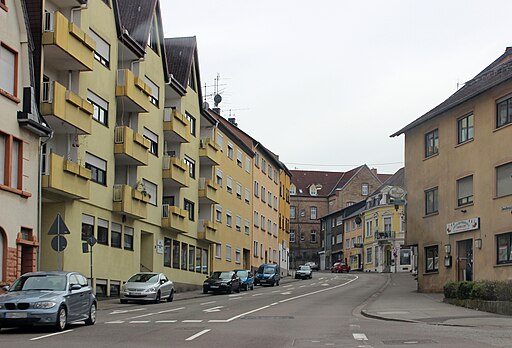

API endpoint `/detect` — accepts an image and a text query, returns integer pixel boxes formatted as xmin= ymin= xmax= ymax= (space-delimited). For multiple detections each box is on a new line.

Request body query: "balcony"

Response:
xmin=42 ymin=153 xmax=91 ymax=200
xmin=114 ymin=126 xmax=149 ymax=166
xmin=163 ymin=108 xmax=190 ymax=143
xmin=116 ymin=69 xmax=151 ymax=113
xmin=41 ymin=81 xmax=93 ymax=135
xmin=42 ymin=11 xmax=95 ymax=71
xmin=162 ymin=205 xmax=188 ymax=233
xmin=52 ymin=0 xmax=87 ymax=8
xmin=198 ymin=219 xmax=217 ymax=243
xmin=112 ymin=184 xmax=149 ymax=219
xmin=199 ymin=138 xmax=220 ymax=166
xmin=374 ymin=231 xmax=396 ymax=243
xmin=162 ymin=155 xmax=189 ymax=188
xmin=198 ymin=178 xmax=219 ymax=204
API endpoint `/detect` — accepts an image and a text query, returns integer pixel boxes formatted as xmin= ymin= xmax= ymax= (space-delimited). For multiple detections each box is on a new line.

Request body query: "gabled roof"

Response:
xmin=113 ymin=0 xmax=169 ymax=82
xmin=290 ymin=170 xmax=344 ymax=197
xmin=206 ymin=108 xmax=254 ymax=157
xmin=391 ymin=47 xmax=512 ymax=137
xmin=369 ymin=167 xmax=405 ymax=197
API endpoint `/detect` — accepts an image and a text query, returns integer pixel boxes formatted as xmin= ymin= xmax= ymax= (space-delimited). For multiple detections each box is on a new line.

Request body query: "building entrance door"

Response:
xmin=457 ymin=239 xmax=473 ymax=281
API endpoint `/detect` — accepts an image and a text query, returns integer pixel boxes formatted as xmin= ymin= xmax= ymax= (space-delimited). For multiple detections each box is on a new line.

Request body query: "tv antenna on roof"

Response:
xmin=213 ymin=73 xmax=222 ymax=107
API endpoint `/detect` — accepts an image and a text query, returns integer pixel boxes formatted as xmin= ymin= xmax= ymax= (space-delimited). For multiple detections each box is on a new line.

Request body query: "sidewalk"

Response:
xmin=361 ymin=272 xmax=512 ymax=328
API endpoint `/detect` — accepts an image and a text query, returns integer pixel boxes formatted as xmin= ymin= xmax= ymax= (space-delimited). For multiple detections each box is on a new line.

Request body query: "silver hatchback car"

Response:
xmin=0 ymin=271 xmax=96 ymax=331
xmin=120 ymin=272 xmax=174 ymax=304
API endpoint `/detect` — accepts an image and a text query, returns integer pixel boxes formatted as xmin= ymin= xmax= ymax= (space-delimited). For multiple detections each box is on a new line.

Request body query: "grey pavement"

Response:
xmin=361 ymin=272 xmax=512 ymax=328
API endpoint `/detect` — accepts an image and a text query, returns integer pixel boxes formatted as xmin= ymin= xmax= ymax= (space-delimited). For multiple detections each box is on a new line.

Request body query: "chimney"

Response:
xmin=371 ymin=168 xmax=378 ymax=176
xmin=228 ymin=117 xmax=237 ymax=127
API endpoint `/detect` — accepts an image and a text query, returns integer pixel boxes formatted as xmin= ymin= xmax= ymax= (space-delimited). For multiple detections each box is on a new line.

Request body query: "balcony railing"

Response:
xmin=114 ymin=126 xmax=150 ymax=166
xmin=374 ymin=231 xmax=396 ymax=240
xmin=112 ymin=184 xmax=149 ymax=219
xmin=163 ymin=108 xmax=190 ymax=143
xmin=42 ymin=152 xmax=91 ymax=200
xmin=162 ymin=155 xmax=189 ymax=188
xmin=116 ymin=69 xmax=151 ymax=113
xmin=198 ymin=177 xmax=219 ymax=204
xmin=199 ymin=138 xmax=220 ymax=166
xmin=161 ymin=204 xmax=187 ymax=233
xmin=42 ymin=11 xmax=95 ymax=71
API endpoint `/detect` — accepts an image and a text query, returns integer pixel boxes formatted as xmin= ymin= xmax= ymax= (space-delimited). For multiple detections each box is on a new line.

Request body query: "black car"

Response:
xmin=295 ymin=265 xmax=313 ymax=279
xmin=203 ymin=271 xmax=241 ymax=294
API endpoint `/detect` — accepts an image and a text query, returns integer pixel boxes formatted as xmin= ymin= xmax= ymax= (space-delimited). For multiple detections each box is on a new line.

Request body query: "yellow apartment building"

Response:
xmin=343 ymin=206 xmax=365 ymax=271
xmin=278 ymin=165 xmax=292 ymax=276
xmin=0 ymin=0 xmax=53 ymax=284
xmin=392 ymin=47 xmax=512 ymax=292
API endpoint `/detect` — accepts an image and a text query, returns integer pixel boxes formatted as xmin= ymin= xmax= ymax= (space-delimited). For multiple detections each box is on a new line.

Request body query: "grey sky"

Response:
xmin=161 ymin=0 xmax=512 ymax=175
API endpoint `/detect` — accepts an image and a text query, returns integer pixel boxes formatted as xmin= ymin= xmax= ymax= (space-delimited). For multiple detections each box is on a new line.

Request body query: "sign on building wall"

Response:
xmin=446 ymin=217 xmax=480 ymax=235
xmin=156 ymin=239 xmax=164 ymax=254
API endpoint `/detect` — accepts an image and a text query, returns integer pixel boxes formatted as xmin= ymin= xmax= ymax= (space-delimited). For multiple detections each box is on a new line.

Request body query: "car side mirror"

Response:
xmin=2 ymin=285 xmax=10 ymax=291
xmin=160 ymin=279 xmax=165 ymax=284
xmin=70 ymin=284 xmax=81 ymax=291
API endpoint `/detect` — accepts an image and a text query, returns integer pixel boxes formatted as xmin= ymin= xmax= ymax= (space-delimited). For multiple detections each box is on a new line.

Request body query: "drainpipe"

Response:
xmin=37 ymin=131 xmax=53 ymax=270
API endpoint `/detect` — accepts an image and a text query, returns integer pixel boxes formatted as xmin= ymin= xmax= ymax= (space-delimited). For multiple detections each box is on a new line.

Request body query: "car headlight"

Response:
xmin=144 ymin=287 xmax=157 ymax=293
xmin=34 ymin=301 xmax=57 ymax=309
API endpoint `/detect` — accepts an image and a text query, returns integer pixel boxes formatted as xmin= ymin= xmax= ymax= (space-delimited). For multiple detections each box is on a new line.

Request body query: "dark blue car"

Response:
xmin=234 ymin=270 xmax=254 ymax=291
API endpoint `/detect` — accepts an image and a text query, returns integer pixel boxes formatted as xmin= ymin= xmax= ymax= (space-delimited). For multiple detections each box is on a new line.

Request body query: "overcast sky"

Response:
xmin=161 ymin=0 xmax=512 ymax=175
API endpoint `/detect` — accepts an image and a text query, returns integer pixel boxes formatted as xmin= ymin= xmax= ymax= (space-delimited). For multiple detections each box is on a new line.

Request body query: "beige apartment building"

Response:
xmin=0 ymin=0 xmax=52 ymax=284
xmin=392 ymin=47 xmax=512 ymax=292
xmin=278 ymin=165 xmax=292 ymax=276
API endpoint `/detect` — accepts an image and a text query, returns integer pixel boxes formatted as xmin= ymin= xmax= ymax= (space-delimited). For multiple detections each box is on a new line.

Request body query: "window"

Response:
xmin=365 ymin=220 xmax=373 ymax=237
xmin=227 ymin=144 xmax=233 ymax=159
xmin=254 ymin=211 xmax=259 ymax=227
xmin=425 ymin=129 xmax=439 ymax=157
xmin=237 ymin=150 xmax=242 ymax=167
xmin=216 ymin=169 xmax=223 ymax=187
xmin=366 ymin=248 xmax=372 ymax=263
xmin=346 ymin=239 xmax=350 ymax=248
xmin=189 ymin=245 xmax=195 ymax=272
xmin=254 ymin=241 xmax=259 ymax=257
xmin=268 ymin=165 xmax=273 ymax=178
xmin=457 ymin=113 xmax=474 ymax=144
xmin=172 ymin=240 xmax=180 ymax=269
xmin=124 ymin=226 xmax=133 ymax=250
xmin=236 ymin=182 xmax=242 ymax=199
xmin=384 ymin=216 xmax=392 ymax=232
xmin=261 ymin=215 xmax=265 ymax=230
xmin=143 ymin=128 xmax=158 ymax=156
xmin=85 ymin=152 xmax=107 ymax=185
xmin=254 ymin=152 xmax=260 ymax=168
xmin=97 ymin=218 xmax=109 ymax=245
xmin=425 ymin=187 xmax=439 ymax=215
xmin=181 ymin=243 xmax=188 ymax=270
xmin=0 ymin=43 xmax=18 ymax=99
xmin=300 ymin=232 xmax=305 ymax=241
xmin=267 ymin=219 xmax=271 ymax=233
xmin=309 ymin=185 xmax=317 ymax=196
xmin=164 ymin=238 xmax=171 ymax=266
xmin=425 ymin=245 xmax=439 ymax=272
xmin=185 ymin=112 xmax=196 ymax=136
xmin=89 ymin=30 xmax=110 ymax=68
xmin=268 ymin=192 xmax=272 ymax=206
xmin=195 ymin=248 xmax=202 ymax=273
xmin=262 ymin=159 xmax=267 ymax=174
xmin=497 ymin=233 xmax=512 ymax=264
xmin=457 ymin=176 xmax=473 ymax=206
xmin=235 ymin=249 xmax=241 ymax=264
xmin=215 ymin=243 xmax=221 ymax=258
xmin=290 ymin=184 xmax=296 ymax=195
xmin=226 ymin=211 xmax=232 ymax=227
xmin=81 ymin=214 xmax=94 ymax=242
xmin=310 ymin=207 xmax=317 ymax=220
xmin=361 ymin=183 xmax=369 ymax=196
xmin=274 ymin=196 xmax=278 ymax=209
xmin=245 ymin=188 xmax=250 ymax=203
xmin=236 ymin=215 xmax=241 ymax=231
xmin=261 ymin=186 xmax=266 ymax=202
xmin=111 ymin=223 xmax=122 ymax=248
xmin=496 ymin=162 xmax=512 ymax=197
xmin=87 ymin=90 xmax=108 ymax=126
xmin=245 ymin=220 xmax=250 ymax=235
xmin=351 ymin=237 xmax=356 ymax=247
xmin=226 ymin=245 xmax=232 ymax=261
xmin=227 ymin=176 xmax=233 ymax=193
xmin=254 ymin=181 xmax=259 ymax=197
xmin=245 ymin=157 xmax=251 ymax=173
xmin=215 ymin=205 xmax=222 ymax=223
xmin=215 ymin=132 xmax=223 ymax=149
xmin=311 ymin=230 xmax=317 ymax=243
xmin=496 ymin=95 xmax=512 ymax=128
xmin=290 ymin=231 xmax=295 ymax=243
xmin=290 ymin=206 xmax=296 ymax=219
xmin=142 ymin=179 xmax=157 ymax=205
xmin=184 ymin=156 xmax=195 ymax=179
xmin=184 ymin=199 xmax=195 ymax=221
xmin=145 ymin=77 xmax=159 ymax=107
xmin=0 ymin=133 xmax=23 ymax=190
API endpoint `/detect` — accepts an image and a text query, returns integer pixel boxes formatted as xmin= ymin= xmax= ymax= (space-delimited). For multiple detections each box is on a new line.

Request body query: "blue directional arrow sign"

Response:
xmin=48 ymin=214 xmax=70 ymax=235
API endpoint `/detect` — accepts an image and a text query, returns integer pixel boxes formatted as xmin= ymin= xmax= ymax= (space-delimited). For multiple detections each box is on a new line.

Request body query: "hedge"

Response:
xmin=444 ymin=280 xmax=512 ymax=301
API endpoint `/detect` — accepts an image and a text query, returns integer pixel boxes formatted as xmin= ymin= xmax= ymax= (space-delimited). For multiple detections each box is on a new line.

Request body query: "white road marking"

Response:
xmin=225 ymin=305 xmax=271 ymax=322
xmin=109 ymin=308 xmax=146 ymax=315
xmin=105 ymin=320 xmax=125 ymax=324
xmin=321 ymin=283 xmax=330 ymax=286
xmin=208 ymin=319 xmax=228 ymax=323
xmin=155 ymin=320 xmax=177 ymax=323
xmin=203 ymin=306 xmax=224 ymax=313
xmin=30 ymin=330 xmax=73 ymax=341
xmin=404 ymin=341 xmax=419 ymax=344
xmin=310 ymin=283 xmax=317 ymax=286
xmin=353 ymin=333 xmax=368 ymax=341
xmin=129 ymin=321 xmax=150 ymax=324
xmin=200 ymin=301 xmax=216 ymax=306
xmin=281 ymin=291 xmax=291 ymax=295
xmin=228 ymin=293 xmax=246 ymax=297
xmin=182 ymin=320 xmax=203 ymax=323
xmin=185 ymin=329 xmax=211 ymax=341
xmin=319 ymin=277 xmax=325 ymax=280
xmin=376 ymin=311 xmax=409 ymax=315
xmin=252 ymin=293 xmax=263 ymax=296
xmin=283 ymin=284 xmax=293 ymax=288
xmin=229 ymin=296 xmax=243 ymax=300
xmin=350 ymin=324 xmax=361 ymax=328
xmin=300 ymin=285 xmax=307 ymax=288
xmin=127 ymin=306 xmax=185 ymax=319
xmin=270 ymin=302 xmax=279 ymax=306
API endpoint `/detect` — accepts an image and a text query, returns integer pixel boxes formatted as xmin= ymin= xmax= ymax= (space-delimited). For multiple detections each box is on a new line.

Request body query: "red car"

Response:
xmin=331 ymin=262 xmax=350 ymax=273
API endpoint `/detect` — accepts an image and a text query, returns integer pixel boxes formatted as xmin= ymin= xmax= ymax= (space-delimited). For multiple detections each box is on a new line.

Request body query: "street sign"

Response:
xmin=87 ymin=236 xmax=97 ymax=247
xmin=51 ymin=235 xmax=67 ymax=252
xmin=48 ymin=214 xmax=71 ymax=235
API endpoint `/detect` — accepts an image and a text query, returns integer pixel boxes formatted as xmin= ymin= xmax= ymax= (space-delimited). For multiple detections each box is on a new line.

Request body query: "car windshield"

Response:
xmin=299 ymin=266 xmax=311 ymax=271
xmin=127 ymin=273 xmax=159 ymax=283
xmin=10 ymin=275 xmax=67 ymax=291
xmin=211 ymin=271 xmax=233 ymax=279
xmin=258 ymin=266 xmax=275 ymax=274
xmin=236 ymin=270 xmax=248 ymax=277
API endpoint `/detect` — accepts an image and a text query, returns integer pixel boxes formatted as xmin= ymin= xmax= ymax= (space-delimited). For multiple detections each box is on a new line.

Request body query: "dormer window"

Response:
xmin=309 ymin=185 xmax=317 ymax=196
xmin=290 ymin=184 xmax=296 ymax=195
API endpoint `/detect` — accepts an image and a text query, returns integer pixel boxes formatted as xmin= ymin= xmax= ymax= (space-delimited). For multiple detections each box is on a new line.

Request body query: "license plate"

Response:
xmin=210 ymin=285 xmax=219 ymax=289
xmin=5 ymin=312 xmax=27 ymax=319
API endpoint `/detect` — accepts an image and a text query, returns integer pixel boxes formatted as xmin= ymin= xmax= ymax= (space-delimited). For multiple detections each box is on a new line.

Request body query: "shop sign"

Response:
xmin=446 ymin=217 xmax=480 ymax=235
xmin=502 ymin=205 xmax=512 ymax=212
xmin=156 ymin=239 xmax=164 ymax=254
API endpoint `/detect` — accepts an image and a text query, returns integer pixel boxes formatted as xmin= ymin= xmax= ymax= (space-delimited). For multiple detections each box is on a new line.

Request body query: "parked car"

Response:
xmin=203 ymin=271 xmax=241 ymax=294
xmin=305 ymin=261 xmax=319 ymax=271
xmin=0 ymin=271 xmax=96 ymax=331
xmin=120 ymin=272 xmax=174 ymax=304
xmin=295 ymin=265 xmax=313 ymax=279
xmin=254 ymin=264 xmax=280 ymax=286
xmin=234 ymin=269 xmax=254 ymax=291
xmin=331 ymin=262 xmax=351 ymax=273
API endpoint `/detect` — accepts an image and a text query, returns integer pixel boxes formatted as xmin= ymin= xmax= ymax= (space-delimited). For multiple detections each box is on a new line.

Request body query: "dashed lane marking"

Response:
xmin=353 ymin=333 xmax=368 ymax=341
xmin=185 ymin=329 xmax=211 ymax=341
xmin=129 ymin=321 xmax=150 ymax=324
xmin=155 ymin=320 xmax=177 ymax=323
xmin=109 ymin=308 xmax=146 ymax=315
xmin=182 ymin=320 xmax=203 ymax=323
xmin=200 ymin=301 xmax=216 ymax=306
xmin=30 ymin=330 xmax=73 ymax=341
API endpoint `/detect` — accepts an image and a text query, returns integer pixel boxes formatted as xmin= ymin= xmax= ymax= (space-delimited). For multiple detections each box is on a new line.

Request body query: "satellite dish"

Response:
xmin=355 ymin=217 xmax=362 ymax=225
xmin=214 ymin=94 xmax=222 ymax=106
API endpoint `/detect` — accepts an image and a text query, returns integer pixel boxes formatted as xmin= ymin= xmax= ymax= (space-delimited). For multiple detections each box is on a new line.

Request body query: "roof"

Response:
xmin=164 ymin=37 xmax=196 ymax=91
xmin=321 ymin=200 xmax=366 ymax=220
xmin=369 ymin=167 xmax=405 ymax=196
xmin=391 ymin=47 xmax=512 ymax=137
xmin=290 ymin=170 xmax=345 ymax=197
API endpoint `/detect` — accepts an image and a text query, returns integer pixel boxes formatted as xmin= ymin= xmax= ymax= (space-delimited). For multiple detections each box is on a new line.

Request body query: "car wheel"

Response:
xmin=167 ymin=289 xmax=174 ymax=302
xmin=154 ymin=291 xmax=161 ymax=304
xmin=227 ymin=287 xmax=232 ymax=294
xmin=203 ymin=288 xmax=208 ymax=294
xmin=250 ymin=284 xmax=254 ymax=290
xmin=120 ymin=299 xmax=128 ymax=304
xmin=55 ymin=306 xmax=67 ymax=332
xmin=236 ymin=285 xmax=241 ymax=293
xmin=85 ymin=302 xmax=97 ymax=326
xmin=276 ymin=280 xmax=280 ymax=286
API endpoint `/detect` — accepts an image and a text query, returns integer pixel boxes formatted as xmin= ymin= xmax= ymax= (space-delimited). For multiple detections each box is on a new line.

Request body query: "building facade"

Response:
xmin=392 ymin=47 xmax=512 ymax=292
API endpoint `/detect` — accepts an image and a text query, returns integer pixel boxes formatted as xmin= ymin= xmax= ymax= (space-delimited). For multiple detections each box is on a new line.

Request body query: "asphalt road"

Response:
xmin=2 ymin=272 xmax=512 ymax=347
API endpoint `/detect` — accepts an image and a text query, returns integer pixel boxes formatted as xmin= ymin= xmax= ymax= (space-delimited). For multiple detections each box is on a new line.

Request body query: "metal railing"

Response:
xmin=113 ymin=184 xmax=123 ymax=202
xmin=43 ymin=11 xmax=54 ymax=32
xmin=374 ymin=231 xmax=396 ymax=240
xmin=42 ymin=81 xmax=53 ymax=102
xmin=114 ymin=126 xmax=124 ymax=144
